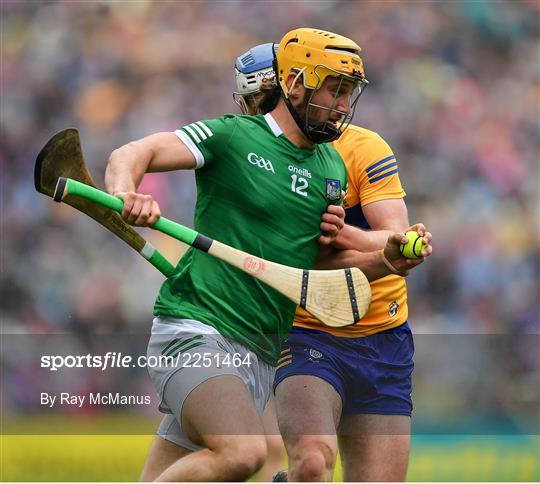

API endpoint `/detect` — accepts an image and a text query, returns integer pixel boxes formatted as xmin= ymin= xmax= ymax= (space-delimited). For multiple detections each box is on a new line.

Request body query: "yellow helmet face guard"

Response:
xmin=285 ymin=64 xmax=368 ymax=144
xmin=307 ymin=65 xmax=368 ymax=143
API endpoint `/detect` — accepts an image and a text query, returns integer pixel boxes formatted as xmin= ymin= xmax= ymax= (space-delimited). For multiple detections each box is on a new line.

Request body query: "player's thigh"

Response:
xmin=275 ymin=374 xmax=342 ymax=441
xmin=181 ymin=374 xmax=266 ymax=449
xmin=338 ymin=413 xmax=410 ymax=482
xmin=149 ymin=318 xmax=272 ymax=451
xmin=139 ymin=434 xmax=191 ymax=482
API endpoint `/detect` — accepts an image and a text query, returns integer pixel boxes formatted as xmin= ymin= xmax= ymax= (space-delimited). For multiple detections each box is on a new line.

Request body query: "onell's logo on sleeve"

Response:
xmin=325 ymin=179 xmax=342 ymax=201
xmin=247 ymin=152 xmax=275 ymax=174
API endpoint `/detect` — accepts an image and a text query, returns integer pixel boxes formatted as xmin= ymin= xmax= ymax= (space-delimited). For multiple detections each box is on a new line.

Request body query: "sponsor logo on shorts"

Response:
xmin=389 ymin=300 xmax=399 ymax=317
xmin=308 ymin=348 xmax=322 ymax=359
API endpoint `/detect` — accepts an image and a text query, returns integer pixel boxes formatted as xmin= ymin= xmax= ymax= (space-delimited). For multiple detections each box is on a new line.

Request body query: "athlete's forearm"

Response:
xmin=333 ymin=224 xmax=393 ymax=251
xmin=333 ymin=198 xmax=410 ymax=250
xmin=105 ymin=141 xmax=152 ymax=194
xmin=316 ymin=249 xmax=393 ymax=281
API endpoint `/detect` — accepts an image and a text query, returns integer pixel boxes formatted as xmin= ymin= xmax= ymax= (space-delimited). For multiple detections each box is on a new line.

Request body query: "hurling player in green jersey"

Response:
xmin=106 ymin=28 xmax=430 ymax=482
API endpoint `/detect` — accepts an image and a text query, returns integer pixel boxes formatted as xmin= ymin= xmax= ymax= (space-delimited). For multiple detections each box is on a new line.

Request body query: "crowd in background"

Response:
xmin=2 ymin=1 xmax=539 ymax=432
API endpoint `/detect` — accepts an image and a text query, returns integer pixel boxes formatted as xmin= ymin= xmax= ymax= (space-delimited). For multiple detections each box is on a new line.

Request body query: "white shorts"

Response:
xmin=148 ymin=317 xmax=275 ymax=451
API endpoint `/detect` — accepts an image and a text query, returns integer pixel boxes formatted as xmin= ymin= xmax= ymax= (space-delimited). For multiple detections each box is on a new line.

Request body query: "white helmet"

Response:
xmin=233 ymin=43 xmax=278 ymax=114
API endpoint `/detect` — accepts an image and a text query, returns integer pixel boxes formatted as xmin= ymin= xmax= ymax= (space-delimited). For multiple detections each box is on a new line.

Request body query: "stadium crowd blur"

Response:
xmin=2 ymin=1 xmax=539 ymax=432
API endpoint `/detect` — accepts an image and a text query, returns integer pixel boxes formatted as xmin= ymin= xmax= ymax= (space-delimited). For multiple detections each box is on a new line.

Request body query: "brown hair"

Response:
xmin=258 ymin=85 xmax=281 ymax=114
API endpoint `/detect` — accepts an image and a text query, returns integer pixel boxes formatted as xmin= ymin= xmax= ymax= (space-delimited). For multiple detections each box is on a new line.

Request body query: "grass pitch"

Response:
xmin=1 ymin=415 xmax=538 ymax=481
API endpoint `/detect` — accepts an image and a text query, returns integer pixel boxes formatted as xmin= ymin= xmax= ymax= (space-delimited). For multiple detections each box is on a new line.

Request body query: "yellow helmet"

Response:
xmin=276 ymin=28 xmax=367 ymax=97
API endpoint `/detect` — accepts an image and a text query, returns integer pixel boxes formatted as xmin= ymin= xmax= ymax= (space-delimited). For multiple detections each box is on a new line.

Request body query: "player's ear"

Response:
xmin=286 ymin=71 xmax=304 ymax=101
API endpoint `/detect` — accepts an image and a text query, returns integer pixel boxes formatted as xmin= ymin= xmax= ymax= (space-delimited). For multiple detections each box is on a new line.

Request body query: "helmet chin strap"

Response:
xmin=282 ymin=95 xmax=343 ymax=144
xmin=277 ymin=67 xmax=345 ymax=144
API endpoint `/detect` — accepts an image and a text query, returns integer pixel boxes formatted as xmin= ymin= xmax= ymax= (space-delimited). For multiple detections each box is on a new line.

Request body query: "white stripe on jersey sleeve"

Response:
xmin=190 ymin=122 xmax=207 ymax=140
xmin=183 ymin=125 xmax=201 ymax=144
xmin=174 ymin=129 xmax=205 ymax=169
xmin=196 ymin=121 xmax=213 ymax=137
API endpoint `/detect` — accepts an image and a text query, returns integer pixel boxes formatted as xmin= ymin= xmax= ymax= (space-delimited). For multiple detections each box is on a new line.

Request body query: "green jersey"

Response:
xmin=154 ymin=113 xmax=347 ymax=364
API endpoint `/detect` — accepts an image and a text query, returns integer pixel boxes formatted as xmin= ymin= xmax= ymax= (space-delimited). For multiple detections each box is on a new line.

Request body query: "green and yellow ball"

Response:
xmin=400 ymin=230 xmax=426 ymax=259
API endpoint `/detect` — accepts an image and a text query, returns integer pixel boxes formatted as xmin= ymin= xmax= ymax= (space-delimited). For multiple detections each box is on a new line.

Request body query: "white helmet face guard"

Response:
xmin=233 ymin=91 xmax=266 ymax=115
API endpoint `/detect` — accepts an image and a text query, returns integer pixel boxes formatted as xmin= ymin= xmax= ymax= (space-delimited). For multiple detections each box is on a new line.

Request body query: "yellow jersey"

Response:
xmin=294 ymin=125 xmax=408 ymax=337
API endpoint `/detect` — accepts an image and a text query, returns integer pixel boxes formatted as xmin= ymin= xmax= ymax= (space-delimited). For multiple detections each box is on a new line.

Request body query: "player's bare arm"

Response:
xmin=105 ymin=132 xmax=196 ymax=226
xmin=333 ymin=198 xmax=409 ymax=251
xmin=317 ymin=224 xmax=432 ymax=279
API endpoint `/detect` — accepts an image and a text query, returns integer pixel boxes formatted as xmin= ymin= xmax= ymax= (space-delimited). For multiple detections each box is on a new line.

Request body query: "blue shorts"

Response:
xmin=274 ymin=323 xmax=414 ymax=416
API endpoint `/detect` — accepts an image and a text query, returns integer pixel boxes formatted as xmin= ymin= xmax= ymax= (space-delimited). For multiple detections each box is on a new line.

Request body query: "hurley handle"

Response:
xmin=54 ymin=177 xmax=200 ymax=247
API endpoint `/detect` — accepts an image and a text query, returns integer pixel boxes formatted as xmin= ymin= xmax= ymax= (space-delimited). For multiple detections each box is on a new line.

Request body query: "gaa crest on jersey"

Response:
xmin=247 ymin=152 xmax=275 ymax=174
xmin=388 ymin=300 xmax=399 ymax=317
xmin=325 ymin=179 xmax=341 ymax=201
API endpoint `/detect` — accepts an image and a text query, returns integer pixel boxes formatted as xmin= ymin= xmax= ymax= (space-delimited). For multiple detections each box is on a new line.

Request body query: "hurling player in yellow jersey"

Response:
xmin=234 ymin=40 xmax=428 ymax=481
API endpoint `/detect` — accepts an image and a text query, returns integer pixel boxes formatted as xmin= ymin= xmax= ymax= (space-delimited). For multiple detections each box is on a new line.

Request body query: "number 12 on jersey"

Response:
xmin=291 ymin=174 xmax=308 ymax=197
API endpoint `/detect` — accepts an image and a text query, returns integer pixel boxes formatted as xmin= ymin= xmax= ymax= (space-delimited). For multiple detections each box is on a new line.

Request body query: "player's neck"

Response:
xmin=270 ymin=101 xmax=314 ymax=150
